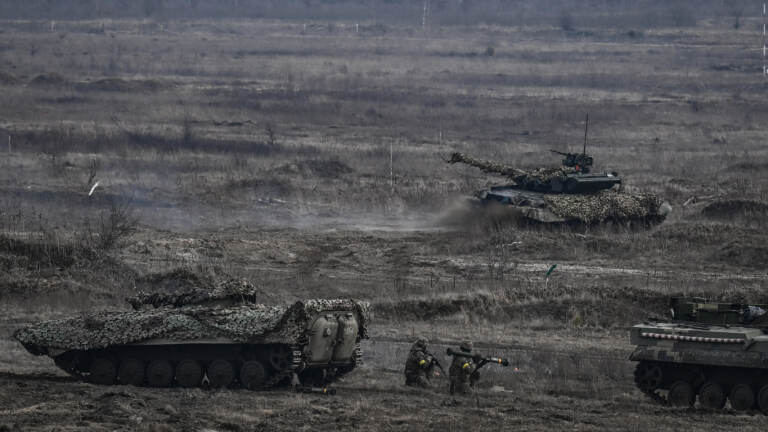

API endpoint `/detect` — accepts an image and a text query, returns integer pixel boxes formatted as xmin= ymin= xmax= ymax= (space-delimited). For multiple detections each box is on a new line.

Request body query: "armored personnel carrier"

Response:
xmin=14 ymin=279 xmax=370 ymax=389
xmin=630 ymin=297 xmax=768 ymax=413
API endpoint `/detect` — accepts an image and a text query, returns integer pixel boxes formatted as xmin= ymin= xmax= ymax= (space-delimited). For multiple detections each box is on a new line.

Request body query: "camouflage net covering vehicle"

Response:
xmin=447 ymin=152 xmax=669 ymax=225
xmin=630 ymin=297 xmax=768 ymax=413
xmin=14 ymin=279 xmax=370 ymax=389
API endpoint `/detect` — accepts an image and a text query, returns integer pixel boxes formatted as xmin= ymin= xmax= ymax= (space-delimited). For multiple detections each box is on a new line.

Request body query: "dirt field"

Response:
xmin=1 ymin=2 xmax=768 ymax=430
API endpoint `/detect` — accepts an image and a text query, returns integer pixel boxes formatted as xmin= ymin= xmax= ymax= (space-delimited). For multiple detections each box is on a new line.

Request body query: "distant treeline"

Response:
xmin=0 ymin=0 xmax=752 ymax=28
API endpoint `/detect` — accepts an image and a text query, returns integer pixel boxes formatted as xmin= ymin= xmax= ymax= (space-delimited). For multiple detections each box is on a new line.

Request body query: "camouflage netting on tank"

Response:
xmin=515 ymin=167 xmax=576 ymax=186
xmin=127 ymin=278 xmax=266 ymax=310
xmin=14 ymin=299 xmax=370 ymax=354
xmin=544 ymin=191 xmax=663 ymax=223
xmin=447 ymin=152 xmax=577 ymax=185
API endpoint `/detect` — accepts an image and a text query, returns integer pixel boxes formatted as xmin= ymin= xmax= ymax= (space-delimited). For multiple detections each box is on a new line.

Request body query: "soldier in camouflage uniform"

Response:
xmin=449 ymin=340 xmax=482 ymax=395
xmin=404 ymin=337 xmax=435 ymax=388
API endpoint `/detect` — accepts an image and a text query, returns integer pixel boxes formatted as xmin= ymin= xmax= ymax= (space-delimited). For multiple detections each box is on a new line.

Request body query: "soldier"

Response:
xmin=404 ymin=337 xmax=436 ymax=388
xmin=448 ymin=340 xmax=480 ymax=395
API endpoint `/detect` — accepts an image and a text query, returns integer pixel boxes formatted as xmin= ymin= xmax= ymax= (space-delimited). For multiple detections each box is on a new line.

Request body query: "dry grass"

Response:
xmin=2 ymin=18 xmax=765 ymax=218
xmin=0 ymin=12 xmax=767 ymax=430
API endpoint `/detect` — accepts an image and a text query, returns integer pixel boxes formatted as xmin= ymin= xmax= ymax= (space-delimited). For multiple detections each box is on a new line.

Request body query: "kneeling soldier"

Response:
xmin=449 ymin=340 xmax=476 ymax=395
xmin=404 ymin=337 xmax=435 ymax=388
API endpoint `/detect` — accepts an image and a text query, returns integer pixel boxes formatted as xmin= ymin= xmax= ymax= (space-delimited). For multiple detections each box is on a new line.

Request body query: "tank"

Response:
xmin=13 ymin=279 xmax=370 ymax=390
xmin=629 ymin=297 xmax=768 ymax=413
xmin=447 ymin=151 xmax=669 ymax=225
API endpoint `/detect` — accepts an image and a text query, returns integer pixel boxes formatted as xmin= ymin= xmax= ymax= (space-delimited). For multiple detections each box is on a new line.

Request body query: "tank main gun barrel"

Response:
xmin=447 ymin=152 xmax=527 ymax=179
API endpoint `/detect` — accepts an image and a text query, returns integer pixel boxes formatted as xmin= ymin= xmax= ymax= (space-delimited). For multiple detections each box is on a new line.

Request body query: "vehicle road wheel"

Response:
xmin=269 ymin=346 xmax=290 ymax=371
xmin=699 ymin=381 xmax=726 ymax=410
xmin=146 ymin=360 xmax=174 ymax=387
xmin=240 ymin=360 xmax=266 ymax=390
xmin=730 ymin=383 xmax=755 ymax=411
xmin=634 ymin=361 xmax=662 ymax=393
xmin=757 ymin=385 xmax=768 ymax=415
xmin=175 ymin=359 xmax=203 ymax=388
xmin=90 ymin=357 xmax=117 ymax=385
xmin=668 ymin=381 xmax=695 ymax=408
xmin=207 ymin=359 xmax=235 ymax=388
xmin=118 ymin=358 xmax=145 ymax=386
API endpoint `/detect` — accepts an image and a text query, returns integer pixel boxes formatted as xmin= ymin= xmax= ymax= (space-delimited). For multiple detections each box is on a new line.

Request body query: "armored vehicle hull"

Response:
xmin=477 ymin=186 xmax=668 ymax=225
xmin=15 ymin=297 xmax=370 ymax=389
xmin=630 ymin=298 xmax=768 ymax=412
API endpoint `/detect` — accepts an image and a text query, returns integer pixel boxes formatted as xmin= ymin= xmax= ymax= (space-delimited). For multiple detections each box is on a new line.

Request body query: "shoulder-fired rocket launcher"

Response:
xmin=446 ymin=347 xmax=510 ymax=369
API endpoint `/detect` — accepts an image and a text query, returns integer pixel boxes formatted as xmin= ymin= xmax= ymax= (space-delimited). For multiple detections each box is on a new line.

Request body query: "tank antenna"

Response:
xmin=583 ymin=113 xmax=589 ymax=154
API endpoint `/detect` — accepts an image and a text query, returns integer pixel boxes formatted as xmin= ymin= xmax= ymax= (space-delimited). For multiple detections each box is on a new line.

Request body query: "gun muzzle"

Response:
xmin=295 ymin=386 xmax=337 ymax=395
xmin=487 ymin=357 xmax=510 ymax=367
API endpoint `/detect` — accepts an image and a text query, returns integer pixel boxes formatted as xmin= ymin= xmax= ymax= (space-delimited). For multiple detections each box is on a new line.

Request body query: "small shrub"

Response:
xmin=559 ymin=11 xmax=575 ymax=31
xmin=265 ymin=123 xmax=277 ymax=147
xmin=366 ymin=23 xmax=387 ymax=36
xmin=85 ymin=159 xmax=100 ymax=191
xmin=687 ymin=99 xmax=703 ymax=113
xmin=484 ymin=46 xmax=495 ymax=57
xmin=80 ymin=198 xmax=139 ymax=250
xmin=181 ymin=118 xmax=195 ymax=149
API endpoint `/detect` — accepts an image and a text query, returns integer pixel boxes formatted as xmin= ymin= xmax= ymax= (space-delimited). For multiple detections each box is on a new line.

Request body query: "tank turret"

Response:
xmin=448 ymin=151 xmax=620 ymax=194
xmin=549 ymin=149 xmax=594 ymax=173
xmin=669 ymin=297 xmax=768 ymax=325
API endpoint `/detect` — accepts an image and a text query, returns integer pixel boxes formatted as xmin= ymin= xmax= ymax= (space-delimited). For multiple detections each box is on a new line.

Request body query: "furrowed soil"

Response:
xmin=1 ymin=8 xmax=768 ymax=432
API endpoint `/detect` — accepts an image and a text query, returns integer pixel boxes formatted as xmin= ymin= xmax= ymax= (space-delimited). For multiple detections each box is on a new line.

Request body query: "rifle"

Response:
xmin=446 ymin=347 xmax=510 ymax=371
xmin=425 ymin=350 xmax=446 ymax=377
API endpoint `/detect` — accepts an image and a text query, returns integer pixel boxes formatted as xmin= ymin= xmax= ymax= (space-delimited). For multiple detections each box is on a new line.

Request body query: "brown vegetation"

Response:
xmin=0 ymin=4 xmax=767 ymax=430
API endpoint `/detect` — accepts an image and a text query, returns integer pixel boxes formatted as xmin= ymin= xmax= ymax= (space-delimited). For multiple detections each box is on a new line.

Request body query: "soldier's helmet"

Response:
xmin=413 ymin=337 xmax=429 ymax=349
xmin=460 ymin=340 xmax=473 ymax=352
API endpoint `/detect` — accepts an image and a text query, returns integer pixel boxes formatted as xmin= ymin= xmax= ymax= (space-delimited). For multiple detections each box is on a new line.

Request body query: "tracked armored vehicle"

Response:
xmin=447 ymin=117 xmax=668 ymax=225
xmin=447 ymin=150 xmax=667 ymax=225
xmin=630 ymin=297 xmax=768 ymax=413
xmin=14 ymin=279 xmax=370 ymax=389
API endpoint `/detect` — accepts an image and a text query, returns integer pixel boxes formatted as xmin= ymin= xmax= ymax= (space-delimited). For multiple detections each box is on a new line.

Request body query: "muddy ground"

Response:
xmin=2 ymin=222 xmax=768 ymax=431
xmin=3 ymin=335 xmax=768 ymax=432
xmin=2 ymin=368 xmax=768 ymax=432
